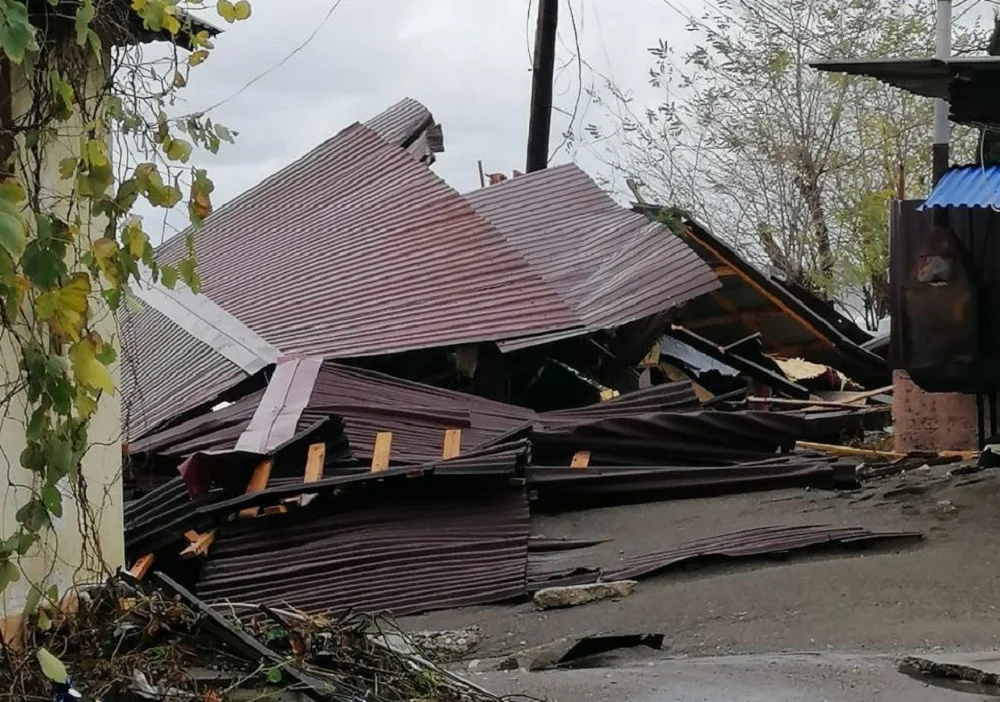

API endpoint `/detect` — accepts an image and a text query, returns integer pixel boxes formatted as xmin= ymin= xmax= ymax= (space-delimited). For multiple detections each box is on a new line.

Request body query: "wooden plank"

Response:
xmin=682 ymin=227 xmax=834 ymax=347
xmin=127 ymin=553 xmax=155 ymax=580
xmin=238 ymin=459 xmax=273 ymax=518
xmin=749 ymin=396 xmax=893 ymax=410
xmin=683 ymin=307 xmax=782 ymax=330
xmin=183 ymin=530 xmax=200 ymax=543
xmin=570 ymin=450 xmax=591 ymax=468
xmin=442 ymin=429 xmax=463 ymax=459
xmin=304 ymin=443 xmax=325 ymax=483
xmin=180 ymin=530 xmax=217 ymax=559
xmin=371 ymin=432 xmax=392 ymax=472
xmin=263 ymin=505 xmax=288 ymax=515
xmin=796 ymin=441 xmax=905 ymax=459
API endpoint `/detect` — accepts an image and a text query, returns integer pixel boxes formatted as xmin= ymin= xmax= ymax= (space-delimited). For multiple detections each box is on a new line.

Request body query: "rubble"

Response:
xmin=533 ymin=581 xmax=639 ymax=610
xmin=0 ymin=574 xmax=500 ymax=702
xmin=408 ymin=626 xmax=484 ymax=662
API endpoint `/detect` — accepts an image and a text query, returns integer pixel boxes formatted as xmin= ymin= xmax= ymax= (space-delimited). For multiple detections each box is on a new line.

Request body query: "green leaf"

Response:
xmin=217 ymin=0 xmax=237 ymax=22
xmin=188 ymin=49 xmax=209 ymax=66
xmin=22 ymin=585 xmax=41 ymax=616
xmin=37 ymin=648 xmax=68 ymax=684
xmin=0 ymin=558 xmax=19 ymax=591
xmin=71 ymin=337 xmax=114 ymax=395
xmin=45 ymin=438 xmax=74 ymax=482
xmin=36 ymin=273 xmax=91 ymax=340
xmin=58 ymin=157 xmax=78 ymax=180
xmin=37 ymin=608 xmax=52 ymax=630
xmin=164 ymin=138 xmax=193 ymax=163
xmin=0 ymin=178 xmax=26 ymax=203
xmin=86 ymin=139 xmax=108 ymax=168
xmin=0 ymin=1 xmax=39 ymax=63
xmin=178 ymin=258 xmax=201 ymax=293
xmin=49 ymin=71 xmax=75 ymax=120
xmin=41 ymin=484 xmax=62 ymax=518
xmin=0 ymin=210 xmax=26 ymax=259
xmin=75 ymin=0 xmax=95 ymax=46
xmin=160 ymin=264 xmax=179 ymax=289
xmin=16 ymin=499 xmax=51 ymax=532
xmin=266 ymin=666 xmax=283 ymax=684
xmin=23 ymin=240 xmax=68 ymax=289
xmin=233 ymin=0 xmax=252 ymax=20
xmin=26 ymin=407 xmax=46 ymax=441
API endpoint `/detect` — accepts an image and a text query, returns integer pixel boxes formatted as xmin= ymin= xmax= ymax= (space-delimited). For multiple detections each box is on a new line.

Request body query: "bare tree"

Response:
xmin=587 ymin=0 xmax=989 ymax=329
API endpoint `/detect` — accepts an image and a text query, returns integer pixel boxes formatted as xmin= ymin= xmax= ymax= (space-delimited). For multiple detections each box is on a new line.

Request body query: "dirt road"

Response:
xmin=402 ymin=464 xmax=1000 ymax=698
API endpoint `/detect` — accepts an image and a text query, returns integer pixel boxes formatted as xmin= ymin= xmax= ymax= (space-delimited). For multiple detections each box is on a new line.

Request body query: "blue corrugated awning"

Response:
xmin=921 ymin=165 xmax=1000 ymax=209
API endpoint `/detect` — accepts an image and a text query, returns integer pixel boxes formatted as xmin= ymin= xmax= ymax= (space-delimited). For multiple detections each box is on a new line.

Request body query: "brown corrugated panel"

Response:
xmin=197 ymin=486 xmax=530 ymax=616
xmin=155 ymin=120 xmax=582 ymax=360
xmin=119 ymin=303 xmax=250 ymax=440
xmin=528 ymin=524 xmax=922 ymax=590
xmin=465 ymin=164 xmax=720 ymax=350
xmin=301 ymin=362 xmax=535 ymax=462
xmin=363 ymin=97 xmax=444 ymax=163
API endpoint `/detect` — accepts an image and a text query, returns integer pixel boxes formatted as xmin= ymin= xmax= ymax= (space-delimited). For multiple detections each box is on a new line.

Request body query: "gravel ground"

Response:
xmin=464 ymin=651 xmax=995 ymax=702
xmin=403 ymin=465 xmax=1000 ymax=661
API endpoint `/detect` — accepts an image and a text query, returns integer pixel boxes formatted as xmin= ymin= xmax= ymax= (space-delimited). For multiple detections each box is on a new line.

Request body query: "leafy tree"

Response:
xmin=0 ymin=0 xmax=251 ymax=601
xmin=587 ymin=0 xmax=989 ymax=330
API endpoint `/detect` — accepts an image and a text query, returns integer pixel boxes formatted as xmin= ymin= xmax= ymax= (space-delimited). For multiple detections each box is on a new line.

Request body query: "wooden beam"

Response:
xmin=682 ymin=226 xmax=834 ymax=348
xmin=304 ymin=443 xmax=325 ymax=483
xmin=442 ymin=429 xmax=462 ymax=459
xmin=711 ymin=266 xmax=740 ymax=277
xmin=181 ymin=530 xmax=217 ymax=559
xmin=238 ymin=459 xmax=273 ymax=518
xmin=371 ymin=432 xmax=392 ymax=472
xmin=127 ymin=554 xmax=155 ymax=580
xmin=683 ymin=307 xmax=783 ymax=330
xmin=570 ymin=450 xmax=591 ymax=468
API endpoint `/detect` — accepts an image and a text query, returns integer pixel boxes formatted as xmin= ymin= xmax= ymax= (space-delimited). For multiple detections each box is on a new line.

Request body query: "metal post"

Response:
xmin=932 ymin=0 xmax=952 ymax=183
xmin=525 ymin=0 xmax=558 ymax=173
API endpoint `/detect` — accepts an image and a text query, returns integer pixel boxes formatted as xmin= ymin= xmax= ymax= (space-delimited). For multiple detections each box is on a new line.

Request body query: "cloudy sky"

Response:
xmin=137 ymin=0 xmax=704 ymax=243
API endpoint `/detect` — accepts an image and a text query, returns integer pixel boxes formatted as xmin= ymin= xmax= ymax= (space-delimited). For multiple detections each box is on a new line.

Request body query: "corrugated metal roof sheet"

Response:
xmin=155 ymin=120 xmax=582 ymax=360
xmin=921 ymin=165 xmax=1000 ymax=209
xmin=119 ymin=302 xmax=251 ymax=440
xmin=465 ymin=164 xmax=720 ymax=351
xmin=363 ymin=97 xmax=444 ymax=163
xmin=197 ymin=486 xmax=530 ymax=616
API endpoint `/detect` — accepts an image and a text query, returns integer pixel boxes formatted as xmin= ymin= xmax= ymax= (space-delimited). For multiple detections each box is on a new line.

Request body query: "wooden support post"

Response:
xmin=571 ymin=450 xmax=591 ymax=468
xmin=128 ymin=554 xmax=155 ymax=580
xmin=371 ymin=432 xmax=392 ymax=472
xmin=442 ymin=429 xmax=462 ymax=459
xmin=238 ymin=459 xmax=273 ymax=518
xmin=304 ymin=443 xmax=325 ymax=482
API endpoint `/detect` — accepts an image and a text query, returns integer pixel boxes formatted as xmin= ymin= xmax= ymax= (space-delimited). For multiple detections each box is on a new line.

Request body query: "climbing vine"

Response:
xmin=0 ymin=0 xmax=250 ymax=603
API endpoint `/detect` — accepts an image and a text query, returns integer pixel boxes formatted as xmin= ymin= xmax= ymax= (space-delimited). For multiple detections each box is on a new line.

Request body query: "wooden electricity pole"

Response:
xmin=525 ymin=0 xmax=559 ymax=173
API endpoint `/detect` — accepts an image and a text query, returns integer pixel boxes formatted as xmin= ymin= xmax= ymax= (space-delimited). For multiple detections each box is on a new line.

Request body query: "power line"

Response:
xmin=196 ymin=0 xmax=349 ymax=117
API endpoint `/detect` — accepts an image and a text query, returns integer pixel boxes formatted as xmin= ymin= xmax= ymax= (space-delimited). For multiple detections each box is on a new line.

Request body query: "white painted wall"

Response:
xmin=0 ymin=53 xmax=122 ymax=629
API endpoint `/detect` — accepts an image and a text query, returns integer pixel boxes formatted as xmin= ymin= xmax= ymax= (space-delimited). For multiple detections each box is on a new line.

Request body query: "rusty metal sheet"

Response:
xmin=197 ymin=486 xmax=531 ymax=617
xmin=529 ymin=524 xmax=922 ymax=590
xmin=155 ymin=118 xmax=582 ymax=360
xmin=465 ymin=164 xmax=719 ymax=351
xmin=526 ymin=456 xmax=857 ymax=511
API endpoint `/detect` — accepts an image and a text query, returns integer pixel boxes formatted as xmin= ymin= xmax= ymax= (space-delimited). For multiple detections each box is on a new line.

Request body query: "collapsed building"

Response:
xmin=119 ymin=98 xmax=904 ymax=619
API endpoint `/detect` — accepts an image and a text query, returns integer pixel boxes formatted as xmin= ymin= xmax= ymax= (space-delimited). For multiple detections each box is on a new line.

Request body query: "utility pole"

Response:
xmin=932 ymin=0 xmax=952 ymax=183
xmin=525 ymin=0 xmax=558 ymax=173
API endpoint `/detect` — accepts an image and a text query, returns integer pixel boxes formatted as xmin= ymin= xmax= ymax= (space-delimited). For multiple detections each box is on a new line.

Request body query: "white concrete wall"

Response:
xmin=0 ymin=52 xmax=122 ymax=629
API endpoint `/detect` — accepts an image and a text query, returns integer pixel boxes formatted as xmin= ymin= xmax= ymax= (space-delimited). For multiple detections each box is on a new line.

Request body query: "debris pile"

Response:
xmin=0 ymin=574 xmax=503 ymax=702
xmin=107 ymin=97 xmax=917 ymax=643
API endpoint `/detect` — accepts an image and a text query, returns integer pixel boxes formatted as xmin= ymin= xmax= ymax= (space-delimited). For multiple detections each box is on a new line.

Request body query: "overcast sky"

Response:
xmin=137 ymin=0 xmax=704 ymax=243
